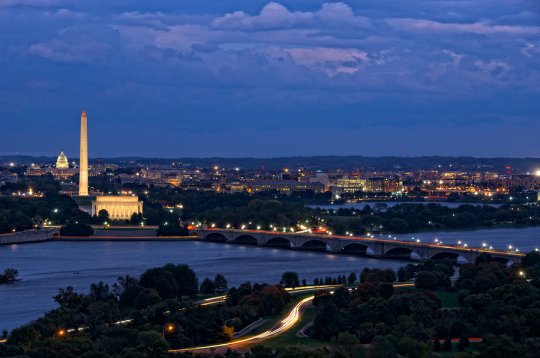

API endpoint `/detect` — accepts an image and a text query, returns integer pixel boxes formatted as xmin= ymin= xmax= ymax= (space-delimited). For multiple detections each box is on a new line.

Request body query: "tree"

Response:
xmin=0 ymin=268 xmax=18 ymax=284
xmin=281 ymin=271 xmax=300 ymax=289
xmin=130 ymin=212 xmax=144 ymax=225
xmin=415 ymin=271 xmax=438 ymax=290
xmin=98 ymin=209 xmax=109 ymax=223
xmin=60 ymin=223 xmax=94 ymax=237
xmin=348 ymin=272 xmax=357 ymax=284
xmin=163 ymin=264 xmax=198 ymax=297
xmin=522 ymin=251 xmax=540 ymax=268
xmin=139 ymin=268 xmax=179 ymax=299
xmin=214 ymin=274 xmax=228 ymax=293
xmin=200 ymin=278 xmax=215 ymax=295
xmin=443 ymin=338 xmax=452 ymax=351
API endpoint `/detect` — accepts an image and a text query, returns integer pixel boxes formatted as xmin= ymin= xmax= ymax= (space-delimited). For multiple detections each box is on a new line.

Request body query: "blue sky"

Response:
xmin=0 ymin=0 xmax=539 ymax=157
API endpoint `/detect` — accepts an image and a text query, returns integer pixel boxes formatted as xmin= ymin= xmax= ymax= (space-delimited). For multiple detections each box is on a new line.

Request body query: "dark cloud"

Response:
xmin=0 ymin=1 xmax=539 ymax=157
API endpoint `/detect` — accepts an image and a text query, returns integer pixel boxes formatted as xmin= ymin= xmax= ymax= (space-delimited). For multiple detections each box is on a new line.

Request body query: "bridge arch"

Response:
xmin=204 ymin=232 xmax=227 ymax=242
xmin=265 ymin=237 xmax=292 ymax=248
xmin=233 ymin=234 xmax=258 ymax=245
xmin=300 ymin=239 xmax=329 ymax=252
xmin=384 ymin=247 xmax=421 ymax=260
xmin=341 ymin=243 xmax=370 ymax=255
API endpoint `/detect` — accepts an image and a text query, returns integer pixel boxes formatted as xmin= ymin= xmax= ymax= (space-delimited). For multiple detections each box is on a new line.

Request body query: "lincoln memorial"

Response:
xmin=91 ymin=195 xmax=143 ymax=220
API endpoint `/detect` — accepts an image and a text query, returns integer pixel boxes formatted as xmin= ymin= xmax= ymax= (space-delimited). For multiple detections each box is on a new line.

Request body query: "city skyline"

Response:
xmin=1 ymin=1 xmax=539 ymax=157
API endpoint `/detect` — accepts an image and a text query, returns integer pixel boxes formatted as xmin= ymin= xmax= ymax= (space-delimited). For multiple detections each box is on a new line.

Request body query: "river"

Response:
xmin=0 ymin=240 xmax=406 ymax=331
xmin=1 ymin=225 xmax=539 ymax=332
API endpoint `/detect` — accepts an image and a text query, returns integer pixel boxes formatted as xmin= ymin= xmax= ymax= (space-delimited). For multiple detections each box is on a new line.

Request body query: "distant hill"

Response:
xmin=2 ymin=155 xmax=540 ymax=173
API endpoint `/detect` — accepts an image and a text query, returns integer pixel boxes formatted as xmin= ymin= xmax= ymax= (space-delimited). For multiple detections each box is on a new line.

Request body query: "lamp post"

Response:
xmin=162 ymin=323 xmax=175 ymax=339
xmin=53 ymin=329 xmax=66 ymax=340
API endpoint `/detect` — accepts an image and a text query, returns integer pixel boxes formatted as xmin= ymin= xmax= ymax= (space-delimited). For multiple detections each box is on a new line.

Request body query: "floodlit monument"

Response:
xmin=75 ymin=110 xmax=143 ymax=220
xmin=92 ymin=196 xmax=143 ymax=220
xmin=79 ymin=111 xmax=89 ymax=196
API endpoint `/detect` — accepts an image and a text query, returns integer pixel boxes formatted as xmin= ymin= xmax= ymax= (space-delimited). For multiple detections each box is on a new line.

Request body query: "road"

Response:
xmin=169 ymin=295 xmax=314 ymax=354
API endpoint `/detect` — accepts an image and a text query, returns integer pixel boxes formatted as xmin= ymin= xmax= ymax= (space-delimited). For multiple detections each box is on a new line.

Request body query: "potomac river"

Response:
xmin=1 ymin=226 xmax=540 ymax=331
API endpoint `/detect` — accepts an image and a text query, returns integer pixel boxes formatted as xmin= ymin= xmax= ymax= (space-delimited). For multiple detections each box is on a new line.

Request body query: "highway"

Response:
xmin=169 ymin=295 xmax=314 ymax=354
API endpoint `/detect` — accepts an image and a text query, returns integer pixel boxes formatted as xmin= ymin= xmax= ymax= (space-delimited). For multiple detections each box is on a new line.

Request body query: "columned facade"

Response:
xmin=92 ymin=196 xmax=143 ymax=220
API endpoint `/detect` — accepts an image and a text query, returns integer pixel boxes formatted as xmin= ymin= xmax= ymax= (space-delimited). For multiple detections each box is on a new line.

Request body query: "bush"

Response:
xmin=60 ymin=223 xmax=94 ymax=237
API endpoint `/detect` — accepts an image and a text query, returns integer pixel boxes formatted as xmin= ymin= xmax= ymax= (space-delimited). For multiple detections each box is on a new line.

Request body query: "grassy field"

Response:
xmin=435 ymin=290 xmax=459 ymax=308
xmin=433 ymin=342 xmax=481 ymax=357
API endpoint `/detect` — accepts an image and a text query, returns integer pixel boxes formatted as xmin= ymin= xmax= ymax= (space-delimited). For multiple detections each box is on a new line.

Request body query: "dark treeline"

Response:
xmin=320 ymin=202 xmax=540 ymax=234
xmin=149 ymin=189 xmax=318 ymax=228
xmin=4 ymin=155 xmax=540 ymax=171
xmin=0 ymin=177 xmax=89 ymax=234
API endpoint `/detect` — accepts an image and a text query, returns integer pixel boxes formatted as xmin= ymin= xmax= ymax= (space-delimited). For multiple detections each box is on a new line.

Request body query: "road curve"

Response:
xmin=169 ymin=295 xmax=314 ymax=354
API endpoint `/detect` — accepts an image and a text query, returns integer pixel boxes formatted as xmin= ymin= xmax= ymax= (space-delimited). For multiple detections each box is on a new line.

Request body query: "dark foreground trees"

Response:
xmin=1 ymin=264 xmax=294 ymax=358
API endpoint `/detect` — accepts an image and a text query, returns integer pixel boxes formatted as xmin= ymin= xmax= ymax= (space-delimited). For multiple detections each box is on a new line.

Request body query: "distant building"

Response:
xmin=247 ymin=180 xmax=325 ymax=195
xmin=365 ymin=177 xmax=403 ymax=193
xmin=510 ymin=175 xmax=540 ymax=190
xmin=330 ymin=177 xmax=366 ymax=196
xmin=0 ymin=170 xmax=18 ymax=184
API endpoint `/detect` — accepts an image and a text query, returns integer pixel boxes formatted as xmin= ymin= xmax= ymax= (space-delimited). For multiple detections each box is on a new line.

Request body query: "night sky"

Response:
xmin=0 ymin=1 xmax=539 ymax=158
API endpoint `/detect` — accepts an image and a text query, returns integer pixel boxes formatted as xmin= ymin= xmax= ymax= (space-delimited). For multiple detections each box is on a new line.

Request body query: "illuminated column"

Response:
xmin=79 ymin=111 xmax=89 ymax=196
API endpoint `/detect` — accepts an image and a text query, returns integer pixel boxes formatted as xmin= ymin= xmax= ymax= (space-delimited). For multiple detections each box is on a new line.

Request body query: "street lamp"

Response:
xmin=162 ymin=323 xmax=175 ymax=339
xmin=54 ymin=329 xmax=66 ymax=340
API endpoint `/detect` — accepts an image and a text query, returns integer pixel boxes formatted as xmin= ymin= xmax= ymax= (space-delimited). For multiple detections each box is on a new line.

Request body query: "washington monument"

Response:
xmin=79 ymin=110 xmax=89 ymax=196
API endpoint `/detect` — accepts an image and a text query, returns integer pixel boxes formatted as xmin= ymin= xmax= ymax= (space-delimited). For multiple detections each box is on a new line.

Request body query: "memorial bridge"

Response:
xmin=191 ymin=228 xmax=523 ymax=264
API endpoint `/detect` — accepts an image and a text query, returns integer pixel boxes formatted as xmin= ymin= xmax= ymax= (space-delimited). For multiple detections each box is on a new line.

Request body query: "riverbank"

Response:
xmin=55 ymin=236 xmax=198 ymax=241
xmin=0 ymin=229 xmax=58 ymax=246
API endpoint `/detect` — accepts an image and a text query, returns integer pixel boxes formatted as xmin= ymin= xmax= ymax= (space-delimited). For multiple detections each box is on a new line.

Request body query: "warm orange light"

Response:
xmin=57 ymin=329 xmax=66 ymax=337
xmin=167 ymin=324 xmax=175 ymax=332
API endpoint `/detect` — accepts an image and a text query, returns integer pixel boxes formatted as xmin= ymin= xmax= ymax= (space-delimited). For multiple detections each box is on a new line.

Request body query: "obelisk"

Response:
xmin=79 ymin=110 xmax=89 ymax=196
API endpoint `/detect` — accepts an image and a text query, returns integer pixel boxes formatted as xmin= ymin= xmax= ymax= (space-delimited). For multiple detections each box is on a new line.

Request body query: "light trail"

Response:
xmin=169 ymin=295 xmax=314 ymax=354
xmin=196 ymin=285 xmax=341 ymax=306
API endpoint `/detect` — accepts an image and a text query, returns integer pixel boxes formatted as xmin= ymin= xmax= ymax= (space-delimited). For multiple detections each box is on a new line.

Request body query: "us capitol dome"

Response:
xmin=56 ymin=149 xmax=69 ymax=169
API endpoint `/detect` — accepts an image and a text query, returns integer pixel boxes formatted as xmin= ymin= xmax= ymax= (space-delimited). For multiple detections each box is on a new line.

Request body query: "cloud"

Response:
xmin=284 ymin=47 xmax=369 ymax=76
xmin=1 ymin=0 xmax=540 ymax=157
xmin=387 ymin=18 xmax=540 ymax=36
xmin=211 ymin=2 xmax=370 ymax=31
xmin=29 ymin=25 xmax=121 ymax=63
xmin=0 ymin=0 xmax=64 ymax=8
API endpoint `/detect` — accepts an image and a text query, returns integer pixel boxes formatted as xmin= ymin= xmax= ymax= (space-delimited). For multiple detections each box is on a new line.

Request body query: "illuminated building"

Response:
xmin=330 ymin=177 xmax=367 ymax=195
xmin=56 ymin=149 xmax=69 ymax=169
xmin=92 ymin=195 xmax=143 ymax=220
xmin=248 ymin=181 xmax=325 ymax=195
